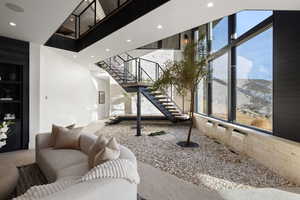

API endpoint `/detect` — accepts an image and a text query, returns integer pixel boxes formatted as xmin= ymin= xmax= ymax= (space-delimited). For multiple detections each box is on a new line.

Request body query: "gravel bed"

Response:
xmin=94 ymin=121 xmax=296 ymax=191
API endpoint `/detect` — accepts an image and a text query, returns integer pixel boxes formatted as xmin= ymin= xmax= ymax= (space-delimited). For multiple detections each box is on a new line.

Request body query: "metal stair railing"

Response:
xmin=124 ymin=57 xmax=184 ymax=114
xmin=99 ymin=53 xmax=186 ymax=116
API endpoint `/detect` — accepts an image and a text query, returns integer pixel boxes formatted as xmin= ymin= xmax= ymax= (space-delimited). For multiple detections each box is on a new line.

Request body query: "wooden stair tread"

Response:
xmin=170 ymin=110 xmax=180 ymax=113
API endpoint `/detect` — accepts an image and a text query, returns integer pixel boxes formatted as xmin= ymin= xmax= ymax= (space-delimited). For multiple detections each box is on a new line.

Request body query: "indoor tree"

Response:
xmin=153 ymin=34 xmax=209 ymax=147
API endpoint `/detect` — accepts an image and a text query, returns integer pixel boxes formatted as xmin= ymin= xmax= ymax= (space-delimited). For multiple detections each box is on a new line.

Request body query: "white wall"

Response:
xmin=39 ymin=46 xmax=98 ymax=132
xmin=94 ymin=76 xmax=110 ymax=119
xmin=28 ymin=45 xmax=112 ymax=148
xmin=29 ymin=43 xmax=41 ymax=148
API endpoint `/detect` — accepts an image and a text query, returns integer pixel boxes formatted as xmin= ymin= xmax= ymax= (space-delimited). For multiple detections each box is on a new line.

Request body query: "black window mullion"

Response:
xmin=228 ymin=14 xmax=237 ymax=122
xmin=207 ymin=22 xmax=213 ymax=116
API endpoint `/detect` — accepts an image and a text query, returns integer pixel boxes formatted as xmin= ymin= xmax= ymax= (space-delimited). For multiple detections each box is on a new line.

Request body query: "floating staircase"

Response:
xmin=97 ymin=53 xmax=189 ymax=122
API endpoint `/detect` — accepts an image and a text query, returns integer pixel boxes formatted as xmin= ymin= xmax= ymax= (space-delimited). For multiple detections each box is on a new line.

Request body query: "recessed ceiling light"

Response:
xmin=207 ymin=2 xmax=214 ymax=8
xmin=91 ymin=55 xmax=95 ymax=58
xmin=73 ymin=55 xmax=77 ymax=58
xmin=106 ymin=49 xmax=110 ymax=52
xmin=9 ymin=22 xmax=16 ymax=27
xmin=5 ymin=3 xmax=24 ymax=13
xmin=157 ymin=24 xmax=163 ymax=29
xmin=126 ymin=39 xmax=132 ymax=43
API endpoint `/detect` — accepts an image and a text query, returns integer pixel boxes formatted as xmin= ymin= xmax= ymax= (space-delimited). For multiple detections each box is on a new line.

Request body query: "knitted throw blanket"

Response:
xmin=81 ymin=159 xmax=140 ymax=184
xmin=14 ymin=159 xmax=139 ymax=200
xmin=14 ymin=177 xmax=79 ymax=200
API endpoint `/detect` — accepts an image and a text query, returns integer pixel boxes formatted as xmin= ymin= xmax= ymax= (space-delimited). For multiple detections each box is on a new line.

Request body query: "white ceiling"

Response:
xmin=1 ymin=0 xmax=300 ymax=69
xmin=0 ymin=0 xmax=81 ymax=43
xmin=76 ymin=0 xmax=300 ymax=68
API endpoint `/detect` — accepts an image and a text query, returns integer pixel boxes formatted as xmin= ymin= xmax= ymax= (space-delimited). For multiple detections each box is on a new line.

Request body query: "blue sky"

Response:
xmin=212 ymin=11 xmax=273 ymax=81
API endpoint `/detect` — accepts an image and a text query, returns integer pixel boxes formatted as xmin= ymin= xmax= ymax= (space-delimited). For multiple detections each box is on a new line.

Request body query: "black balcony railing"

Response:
xmin=56 ymin=0 xmax=131 ymax=39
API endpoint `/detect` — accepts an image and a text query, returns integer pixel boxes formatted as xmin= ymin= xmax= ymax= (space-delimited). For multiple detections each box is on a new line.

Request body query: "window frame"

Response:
xmin=195 ymin=11 xmax=274 ymax=134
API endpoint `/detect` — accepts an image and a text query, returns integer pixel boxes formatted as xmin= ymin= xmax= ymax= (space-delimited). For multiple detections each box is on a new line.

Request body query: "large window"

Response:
xmin=212 ymin=17 xmax=228 ymax=52
xmin=197 ymin=80 xmax=207 ymax=114
xmin=211 ymin=53 xmax=228 ymax=120
xmin=236 ymin=28 xmax=273 ymax=131
xmin=194 ymin=10 xmax=273 ymax=133
xmin=237 ymin=11 xmax=273 ymax=36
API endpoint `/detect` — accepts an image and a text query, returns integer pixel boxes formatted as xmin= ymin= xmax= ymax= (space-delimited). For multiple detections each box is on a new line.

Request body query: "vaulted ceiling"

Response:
xmin=0 ymin=0 xmax=300 ymax=67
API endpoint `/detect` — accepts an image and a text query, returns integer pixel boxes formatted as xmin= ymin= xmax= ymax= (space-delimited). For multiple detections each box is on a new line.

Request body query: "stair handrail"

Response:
xmin=100 ymin=54 xmax=185 ymax=115
xmin=138 ymin=58 xmax=185 ymax=114
xmin=99 ymin=61 xmax=125 ymax=81
xmin=124 ymin=57 xmax=185 ymax=114
xmin=101 ymin=60 xmax=136 ymax=83
xmin=107 ymin=56 xmax=137 ymax=82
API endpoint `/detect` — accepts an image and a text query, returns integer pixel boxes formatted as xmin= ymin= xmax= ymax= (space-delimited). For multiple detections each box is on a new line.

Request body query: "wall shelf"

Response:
xmin=0 ymin=100 xmax=21 ymax=104
xmin=0 ymin=80 xmax=21 ymax=84
xmin=0 ymin=36 xmax=29 ymax=153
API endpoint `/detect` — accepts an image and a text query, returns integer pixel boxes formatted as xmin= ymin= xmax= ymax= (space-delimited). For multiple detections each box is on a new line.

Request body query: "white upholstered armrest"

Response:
xmin=36 ymin=133 xmax=53 ymax=151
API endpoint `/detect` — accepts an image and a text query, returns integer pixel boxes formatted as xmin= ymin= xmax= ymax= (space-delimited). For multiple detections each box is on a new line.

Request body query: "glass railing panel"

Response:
xmin=73 ymin=0 xmax=92 ymax=15
xmin=79 ymin=1 xmax=96 ymax=36
xmin=56 ymin=15 xmax=76 ymax=39
xmin=95 ymin=0 xmax=106 ymax=23
xmin=139 ymin=59 xmax=156 ymax=82
xmin=56 ymin=0 xmax=132 ymax=38
xmin=98 ymin=0 xmax=118 ymax=15
xmin=125 ymin=59 xmax=138 ymax=82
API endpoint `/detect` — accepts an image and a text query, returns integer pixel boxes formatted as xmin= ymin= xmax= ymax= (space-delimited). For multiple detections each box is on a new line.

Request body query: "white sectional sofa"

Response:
xmin=35 ymin=132 xmax=138 ymax=200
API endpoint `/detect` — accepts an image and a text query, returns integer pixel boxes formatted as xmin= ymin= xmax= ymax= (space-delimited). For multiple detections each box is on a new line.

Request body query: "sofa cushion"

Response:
xmin=93 ymin=138 xmax=120 ymax=167
xmin=56 ymin=163 xmax=89 ymax=180
xmin=51 ymin=124 xmax=75 ymax=146
xmin=79 ymin=134 xmax=97 ymax=155
xmin=54 ymin=128 xmax=82 ymax=150
xmin=37 ymin=148 xmax=87 ymax=182
xmin=88 ymin=135 xmax=108 ymax=169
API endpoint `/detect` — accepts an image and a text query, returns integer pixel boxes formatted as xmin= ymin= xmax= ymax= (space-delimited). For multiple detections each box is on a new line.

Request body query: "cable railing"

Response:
xmin=56 ymin=0 xmax=131 ymax=39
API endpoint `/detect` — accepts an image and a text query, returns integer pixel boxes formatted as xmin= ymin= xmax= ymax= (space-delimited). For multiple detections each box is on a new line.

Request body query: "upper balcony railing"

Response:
xmin=56 ymin=0 xmax=131 ymax=39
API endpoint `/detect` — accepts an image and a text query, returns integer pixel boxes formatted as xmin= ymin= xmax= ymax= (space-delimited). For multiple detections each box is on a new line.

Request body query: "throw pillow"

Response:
xmin=51 ymin=124 xmax=75 ymax=146
xmin=88 ymin=135 xmax=108 ymax=169
xmin=93 ymin=137 xmax=120 ymax=167
xmin=53 ymin=127 xmax=81 ymax=149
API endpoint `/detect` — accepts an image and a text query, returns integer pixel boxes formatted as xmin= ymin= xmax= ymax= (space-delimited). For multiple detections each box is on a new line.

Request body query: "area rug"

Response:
xmin=9 ymin=164 xmax=146 ymax=200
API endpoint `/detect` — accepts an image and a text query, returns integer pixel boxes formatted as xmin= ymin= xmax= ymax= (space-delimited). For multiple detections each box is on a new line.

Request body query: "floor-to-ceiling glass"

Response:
xmin=236 ymin=11 xmax=273 ymax=36
xmin=235 ymin=28 xmax=273 ymax=131
xmin=212 ymin=17 xmax=228 ymax=52
xmin=211 ymin=53 xmax=228 ymax=120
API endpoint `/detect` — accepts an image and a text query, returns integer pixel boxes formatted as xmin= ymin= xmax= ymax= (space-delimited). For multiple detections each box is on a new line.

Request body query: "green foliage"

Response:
xmin=0 ymin=121 xmax=14 ymax=129
xmin=153 ymin=35 xmax=209 ymax=97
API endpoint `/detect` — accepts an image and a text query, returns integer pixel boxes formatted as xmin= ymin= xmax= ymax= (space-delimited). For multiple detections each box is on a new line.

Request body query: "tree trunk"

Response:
xmin=186 ymin=89 xmax=195 ymax=145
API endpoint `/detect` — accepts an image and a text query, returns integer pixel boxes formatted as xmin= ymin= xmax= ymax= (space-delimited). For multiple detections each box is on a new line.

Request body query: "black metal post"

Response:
xmin=78 ymin=16 xmax=81 ymax=37
xmin=124 ymin=61 xmax=128 ymax=83
xmin=75 ymin=15 xmax=78 ymax=39
xmin=136 ymin=87 xmax=142 ymax=136
xmin=138 ymin=59 xmax=142 ymax=81
xmin=134 ymin=59 xmax=139 ymax=82
xmin=155 ymin=64 xmax=158 ymax=81
xmin=94 ymin=0 xmax=97 ymax=25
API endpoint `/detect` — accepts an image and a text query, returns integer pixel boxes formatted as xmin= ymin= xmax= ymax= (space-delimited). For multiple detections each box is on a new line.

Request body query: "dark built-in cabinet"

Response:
xmin=0 ymin=36 xmax=29 ymax=152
